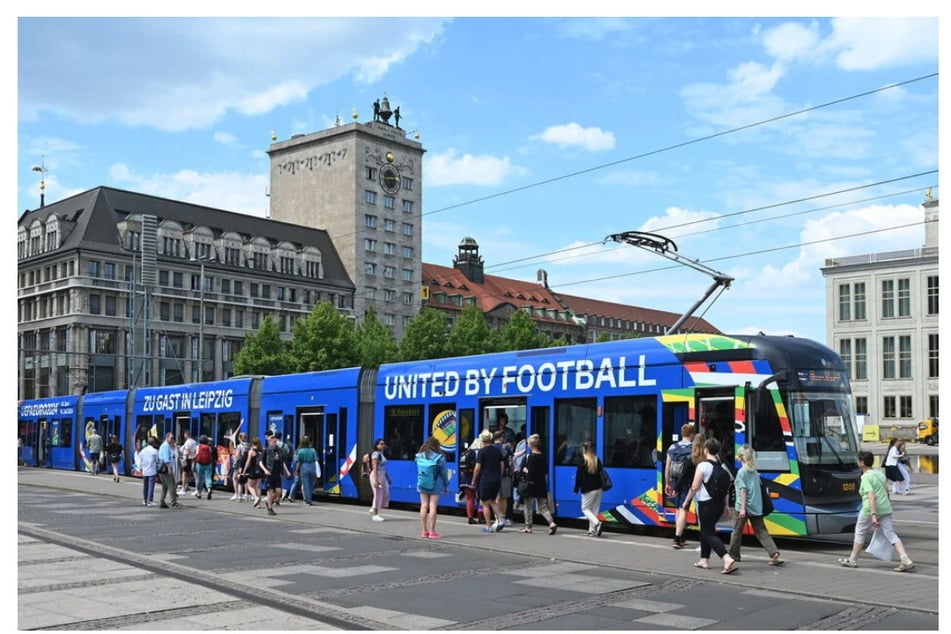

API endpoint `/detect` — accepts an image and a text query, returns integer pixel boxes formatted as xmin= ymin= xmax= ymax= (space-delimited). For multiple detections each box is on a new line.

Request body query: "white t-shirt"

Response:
xmin=182 ymin=437 xmax=197 ymax=459
xmin=695 ymin=460 xmax=714 ymax=502
xmin=884 ymin=446 xmax=901 ymax=467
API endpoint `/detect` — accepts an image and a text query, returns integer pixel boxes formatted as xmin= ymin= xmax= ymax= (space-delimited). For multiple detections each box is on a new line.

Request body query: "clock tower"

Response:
xmin=268 ymin=99 xmax=425 ymax=339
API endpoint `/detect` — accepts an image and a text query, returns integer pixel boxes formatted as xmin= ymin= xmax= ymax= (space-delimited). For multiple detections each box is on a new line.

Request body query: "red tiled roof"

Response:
xmin=556 ymin=292 xmax=720 ymax=333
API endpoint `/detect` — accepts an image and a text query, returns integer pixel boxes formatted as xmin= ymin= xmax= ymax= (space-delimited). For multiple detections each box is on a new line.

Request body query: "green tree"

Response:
xmin=354 ymin=309 xmax=399 ymax=368
xmin=446 ymin=303 xmax=496 ymax=357
xmin=231 ymin=315 xmax=293 ymax=375
xmin=400 ymin=306 xmax=451 ymax=361
xmin=497 ymin=309 xmax=549 ymax=352
xmin=289 ymin=301 xmax=358 ymax=371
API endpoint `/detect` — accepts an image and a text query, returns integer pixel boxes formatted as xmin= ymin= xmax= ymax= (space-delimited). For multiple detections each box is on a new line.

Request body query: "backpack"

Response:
xmin=416 ymin=451 xmax=442 ymax=490
xmin=361 ymin=453 xmax=372 ymax=478
xmin=667 ymin=442 xmax=694 ymax=487
xmin=459 ymin=447 xmax=476 ymax=473
xmin=499 ymin=444 xmax=514 ymax=478
xmin=703 ymin=459 xmax=732 ymax=500
xmin=195 ymin=443 xmax=213 ymax=465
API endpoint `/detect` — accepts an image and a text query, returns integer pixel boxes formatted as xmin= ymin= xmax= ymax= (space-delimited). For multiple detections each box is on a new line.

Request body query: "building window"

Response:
xmin=365 ymin=191 xmax=377 ymax=204
xmin=365 ymin=239 xmax=377 ymax=252
xmin=855 ymin=396 xmax=868 ymax=415
xmin=234 ymin=280 xmax=244 ymax=296
xmin=174 ymin=303 xmax=184 ymax=322
xmin=89 ymin=294 xmax=101 ymax=314
xmin=383 ymin=242 xmax=396 ymax=256
xmin=929 ymin=333 xmax=939 ymax=378
xmin=384 ymin=313 xmax=396 ymax=326
xmin=222 ymin=308 xmax=231 ymax=327
xmin=401 ymin=268 xmax=413 ymax=282
xmin=173 ymin=272 xmax=183 ymax=288
xmin=366 ymin=263 xmax=377 ymax=276
xmin=401 ymin=176 xmax=413 ymax=191
xmin=401 ymin=222 xmax=413 ymax=236
xmin=899 ymin=335 xmax=912 ymax=378
xmin=104 ymin=262 xmax=116 ymax=280
xmin=402 ymin=246 xmax=414 ymax=258
xmin=105 ymin=296 xmax=117 ymax=317
xmin=221 ymin=279 xmax=231 ymax=294
xmin=402 ymin=200 xmax=413 ymax=213
xmin=882 ymin=336 xmax=896 ymax=379
xmin=365 ymin=214 xmax=378 ymax=229
xmin=88 ymin=260 xmax=100 ymax=278
xmin=402 ymin=291 xmax=413 ymax=305
xmin=854 ymin=282 xmax=866 ymax=320
xmin=383 ymin=196 xmax=395 ymax=210
xmin=383 ymin=266 xmax=395 ymax=279
xmin=384 ymin=289 xmax=395 ymax=303
xmin=261 ymin=284 xmax=270 ymax=300
xmin=930 ymin=395 xmax=939 ymax=419
xmin=898 ymin=278 xmax=911 ymax=317
xmin=160 ymin=302 xmax=170 ymax=321
xmin=384 ymin=219 xmax=395 ymax=232
xmin=883 ymin=396 xmax=896 ymax=419
xmin=839 ymin=339 xmax=852 ymax=377
xmin=280 ymin=256 xmax=294 ymax=275
xmin=881 ymin=280 xmax=895 ymax=318
xmin=900 ymin=396 xmax=913 ymax=419
xmin=366 ymin=167 xmax=376 ymax=181
xmin=855 ymin=338 xmax=868 ymax=380
xmin=838 ymin=284 xmax=850 ymax=321
xmin=927 ymin=275 xmax=938 ymax=315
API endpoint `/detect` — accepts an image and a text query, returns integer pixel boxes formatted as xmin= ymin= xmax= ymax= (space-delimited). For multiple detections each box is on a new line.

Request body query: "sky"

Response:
xmin=16 ymin=9 xmax=942 ymax=344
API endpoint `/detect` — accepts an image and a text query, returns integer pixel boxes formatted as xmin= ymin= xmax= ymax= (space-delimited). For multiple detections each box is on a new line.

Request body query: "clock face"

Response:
xmin=380 ymin=165 xmax=400 ymax=194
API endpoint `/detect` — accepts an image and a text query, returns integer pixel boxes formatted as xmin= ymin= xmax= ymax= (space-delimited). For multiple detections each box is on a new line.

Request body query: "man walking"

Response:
xmin=158 ymin=433 xmax=180 ymax=508
xmin=179 ymin=430 xmax=197 ymax=494
xmin=262 ymin=434 xmax=291 ymax=516
xmin=87 ymin=428 xmax=103 ymax=475
xmin=838 ymin=451 xmax=915 ymax=572
xmin=665 ymin=423 xmax=696 ymax=548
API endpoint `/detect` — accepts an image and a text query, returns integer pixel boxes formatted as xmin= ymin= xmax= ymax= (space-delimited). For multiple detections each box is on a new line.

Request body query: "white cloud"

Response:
xmin=213 ymin=131 xmax=240 ymax=147
xmin=535 ymin=122 xmax=616 ymax=152
xmin=18 ymin=18 xmax=450 ymax=132
xmin=762 ymin=20 xmax=821 ymax=63
xmin=425 ymin=148 xmax=520 ymax=186
xmin=826 ymin=17 xmax=938 ymax=71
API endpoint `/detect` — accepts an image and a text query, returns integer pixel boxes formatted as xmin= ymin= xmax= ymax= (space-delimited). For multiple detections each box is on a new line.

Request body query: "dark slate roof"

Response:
xmin=18 ymin=186 xmax=354 ymax=290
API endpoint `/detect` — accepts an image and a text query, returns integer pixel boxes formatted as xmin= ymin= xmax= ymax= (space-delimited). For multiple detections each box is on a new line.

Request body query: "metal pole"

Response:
xmin=199 ymin=260 xmax=205 ymax=383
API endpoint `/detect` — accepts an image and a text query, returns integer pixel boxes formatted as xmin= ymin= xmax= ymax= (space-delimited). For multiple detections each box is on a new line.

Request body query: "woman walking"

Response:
xmin=573 ymin=441 xmax=604 ymax=537
xmin=415 ymin=436 xmax=449 ymax=538
xmin=241 ymin=437 xmax=265 ymax=508
xmin=894 ymin=440 xmax=912 ymax=495
xmin=681 ymin=437 xmax=738 ymax=574
xmin=104 ymin=434 xmax=123 ymax=482
xmin=294 ymin=436 xmax=321 ymax=506
xmin=727 ymin=445 xmax=783 ymax=566
xmin=883 ymin=438 xmax=905 ymax=493
xmin=369 ymin=438 xmax=390 ymax=520
xmin=459 ymin=436 xmax=482 ymax=525
xmin=517 ymin=434 xmax=557 ymax=535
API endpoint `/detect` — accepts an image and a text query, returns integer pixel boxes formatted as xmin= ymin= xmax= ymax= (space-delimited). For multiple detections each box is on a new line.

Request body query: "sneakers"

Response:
xmin=372 ymin=515 xmax=385 ymax=522
xmin=595 ymin=522 xmax=603 ymax=537
xmin=427 ymin=532 xmax=442 ymax=539
xmin=267 ymin=508 xmax=276 ymax=516
xmin=193 ymin=491 xmax=200 ymax=498
xmin=494 ymin=521 xmax=504 ymax=532
xmin=894 ymin=561 xmax=915 ymax=572
xmin=230 ymin=494 xmax=239 ymax=501
xmin=206 ymin=490 xmax=212 ymax=500
xmin=481 ymin=527 xmax=495 ymax=533
xmin=503 ymin=518 xmax=513 ymax=527
xmin=838 ymin=558 xmax=858 ymax=568
xmin=468 ymin=517 xmax=478 ymax=525
xmin=672 ymin=536 xmax=685 ymax=549
xmin=421 ymin=531 xmax=431 ymax=538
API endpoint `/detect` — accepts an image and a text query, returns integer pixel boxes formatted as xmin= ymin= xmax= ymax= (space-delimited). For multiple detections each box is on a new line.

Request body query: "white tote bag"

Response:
xmin=866 ymin=528 xmax=896 ymax=561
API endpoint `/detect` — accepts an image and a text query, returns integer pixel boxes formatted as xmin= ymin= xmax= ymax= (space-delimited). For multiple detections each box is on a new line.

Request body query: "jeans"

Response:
xmin=299 ymin=462 xmax=318 ymax=503
xmin=195 ymin=463 xmax=213 ymax=493
xmin=142 ymin=475 xmax=156 ymax=503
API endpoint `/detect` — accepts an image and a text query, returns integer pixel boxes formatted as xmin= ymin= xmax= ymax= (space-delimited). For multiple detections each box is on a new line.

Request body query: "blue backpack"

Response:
xmin=416 ymin=451 xmax=442 ymax=490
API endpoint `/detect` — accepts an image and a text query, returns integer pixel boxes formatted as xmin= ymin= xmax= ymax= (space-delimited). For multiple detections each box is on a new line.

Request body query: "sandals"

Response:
xmin=768 ymin=552 xmax=784 ymax=566
xmin=721 ymin=561 xmax=738 ymax=575
xmin=517 ymin=527 xmax=533 ymax=533
xmin=692 ymin=561 xmax=710 ymax=569
xmin=548 ymin=524 xmax=558 ymax=535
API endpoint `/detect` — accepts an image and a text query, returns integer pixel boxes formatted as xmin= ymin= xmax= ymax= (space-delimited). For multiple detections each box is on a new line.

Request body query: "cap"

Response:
xmin=479 ymin=429 xmax=493 ymax=443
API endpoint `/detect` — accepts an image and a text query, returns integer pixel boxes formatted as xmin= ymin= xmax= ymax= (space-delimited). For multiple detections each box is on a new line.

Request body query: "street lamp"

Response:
xmin=191 ymin=255 xmax=208 ymax=382
xmin=31 ymin=158 xmax=48 ymax=208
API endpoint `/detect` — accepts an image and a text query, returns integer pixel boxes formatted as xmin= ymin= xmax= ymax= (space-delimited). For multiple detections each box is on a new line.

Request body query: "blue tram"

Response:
xmin=18 ymin=333 xmax=863 ymax=536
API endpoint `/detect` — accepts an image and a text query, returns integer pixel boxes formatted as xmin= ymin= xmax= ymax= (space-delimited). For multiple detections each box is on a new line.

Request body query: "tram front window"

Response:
xmin=790 ymin=392 xmax=860 ymax=466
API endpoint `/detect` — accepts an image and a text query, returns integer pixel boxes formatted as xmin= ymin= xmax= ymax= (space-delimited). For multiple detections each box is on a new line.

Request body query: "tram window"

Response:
xmin=384 ymin=404 xmax=424 ymax=460
xmin=219 ymin=412 xmax=241 ymax=449
xmin=134 ymin=416 xmax=153 ymax=449
xmin=198 ymin=412 xmax=215 ymax=442
xmin=604 ymin=396 xmax=657 ymax=468
xmin=56 ymin=418 xmax=72 ymax=448
xmin=458 ymin=408 xmax=476 ymax=451
xmin=428 ymin=403 xmax=457 ymax=462
xmin=750 ymin=390 xmax=790 ymax=471
xmin=554 ymin=398 xmax=596 ymax=466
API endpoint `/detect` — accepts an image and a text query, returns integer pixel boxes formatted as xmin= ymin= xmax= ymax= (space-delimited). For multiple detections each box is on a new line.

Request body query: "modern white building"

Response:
xmin=821 ymin=196 xmax=939 ymax=438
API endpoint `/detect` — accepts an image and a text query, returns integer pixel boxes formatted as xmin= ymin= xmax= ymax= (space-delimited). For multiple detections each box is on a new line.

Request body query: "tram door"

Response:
xmin=298 ymin=409 xmax=326 ymax=492
xmin=696 ymin=389 xmax=737 ymax=468
xmin=659 ymin=400 xmax=691 ymax=521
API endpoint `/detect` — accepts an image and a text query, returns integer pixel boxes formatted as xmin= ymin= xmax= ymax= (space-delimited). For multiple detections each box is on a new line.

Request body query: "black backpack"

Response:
xmin=667 ymin=442 xmax=694 ymax=487
xmin=459 ymin=447 xmax=476 ymax=472
xmin=703 ymin=459 xmax=732 ymax=500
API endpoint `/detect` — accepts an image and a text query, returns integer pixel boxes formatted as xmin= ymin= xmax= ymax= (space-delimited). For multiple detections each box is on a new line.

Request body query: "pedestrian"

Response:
xmin=680 ymin=437 xmax=738 ymax=574
xmin=242 ymin=437 xmax=265 ymax=507
xmin=727 ymin=445 xmax=782 ymax=566
xmin=179 ymin=430 xmax=197 ymax=494
xmin=574 ymin=441 xmax=605 ymax=537
xmin=894 ymin=440 xmax=912 ymax=495
xmin=138 ymin=436 xmax=160 ymax=507
xmin=86 ymin=428 xmax=103 ymax=475
xmin=516 ymin=434 xmax=557 ymax=535
xmin=665 ymin=423 xmax=697 ymax=549
xmin=292 ymin=436 xmax=320 ymax=506
xmin=276 ymin=432 xmax=295 ymax=501
xmin=883 ymin=438 xmax=905 ymax=493
xmin=261 ymin=433 xmax=291 ymax=515
xmin=193 ymin=435 xmax=215 ymax=499
xmin=471 ymin=429 xmax=504 ymax=532
xmin=104 ymin=434 xmax=123 ymax=482
xmin=494 ymin=431 xmax=515 ymax=526
xmin=838 ymin=450 xmax=915 ymax=572
xmin=459 ymin=436 xmax=482 ymax=525
xmin=369 ymin=438 xmax=390 ymax=520
xmin=157 ymin=433 xmax=180 ymax=509
xmin=230 ymin=432 xmax=250 ymax=501
xmin=511 ymin=433 xmax=529 ymax=512
xmin=415 ymin=435 xmax=449 ymax=538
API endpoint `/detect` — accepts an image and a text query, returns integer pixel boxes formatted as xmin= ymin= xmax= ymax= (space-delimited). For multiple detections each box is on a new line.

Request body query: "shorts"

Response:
xmin=89 ymin=452 xmax=101 ymax=463
xmin=266 ymin=472 xmax=283 ymax=490
xmin=478 ymin=478 xmax=501 ymax=502
xmin=854 ymin=511 xmax=899 ymax=546
xmin=499 ymin=476 xmax=513 ymax=498
xmin=183 ymin=458 xmax=194 ymax=474
xmin=669 ymin=487 xmax=688 ymax=509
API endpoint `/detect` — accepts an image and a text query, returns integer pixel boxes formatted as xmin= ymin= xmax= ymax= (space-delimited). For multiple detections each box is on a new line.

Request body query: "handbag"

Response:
xmin=157 ymin=462 xmax=169 ymax=475
xmin=866 ymin=527 xmax=896 ymax=561
xmin=759 ymin=477 xmax=774 ymax=516
xmin=600 ymin=466 xmax=613 ymax=492
xmin=516 ymin=472 xmax=531 ymax=498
